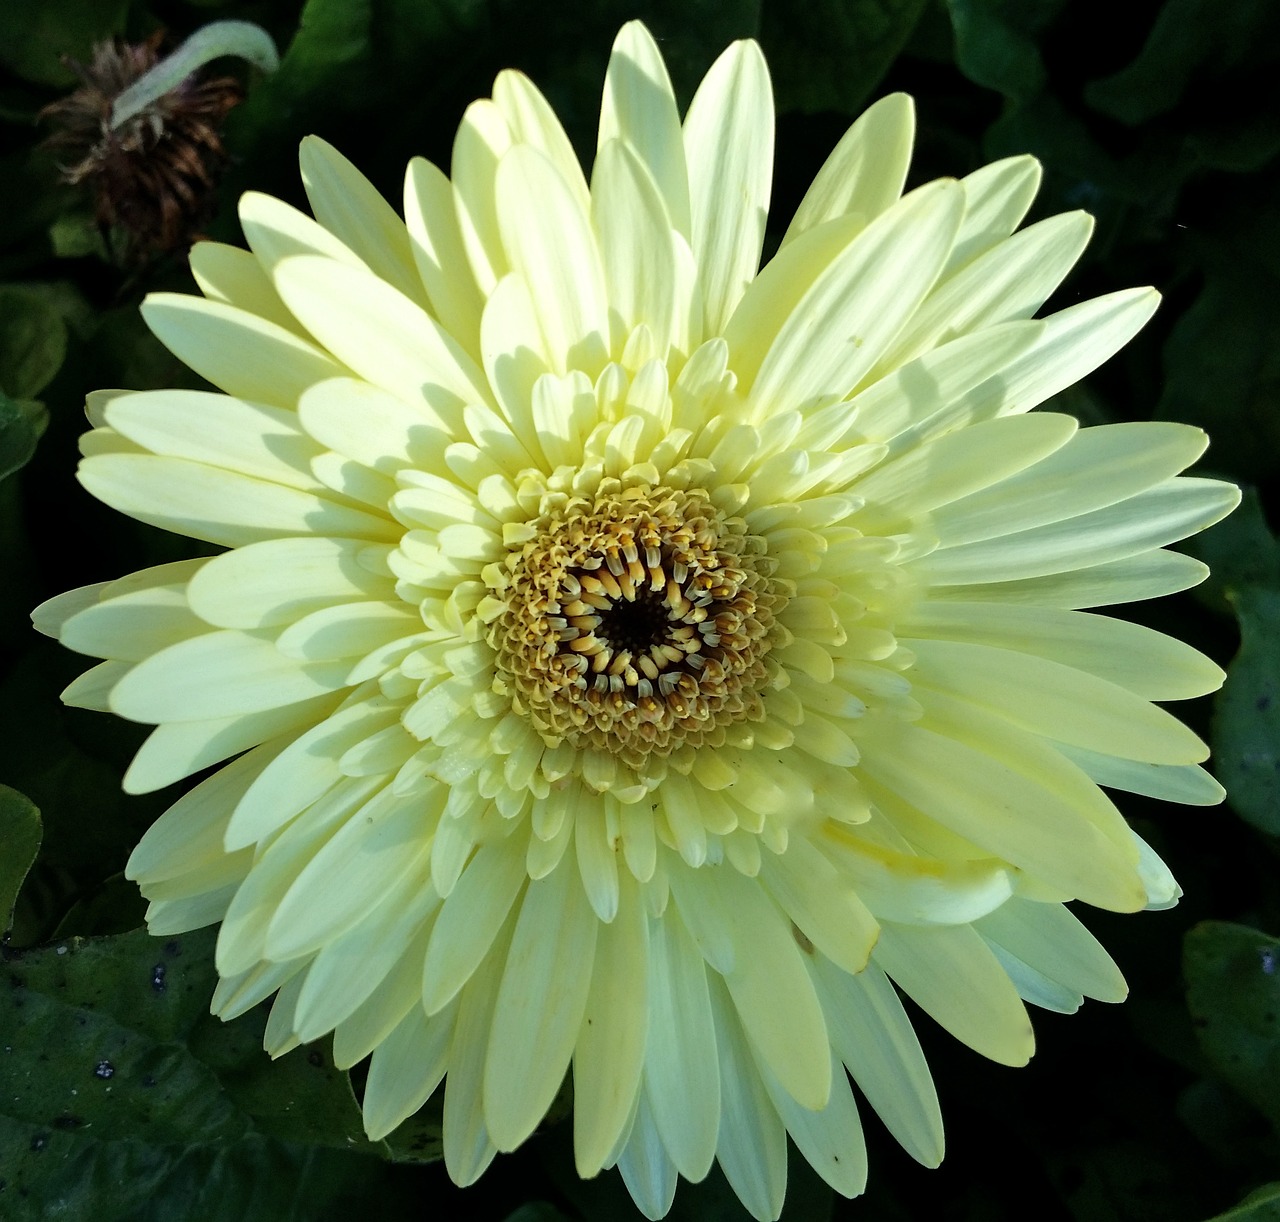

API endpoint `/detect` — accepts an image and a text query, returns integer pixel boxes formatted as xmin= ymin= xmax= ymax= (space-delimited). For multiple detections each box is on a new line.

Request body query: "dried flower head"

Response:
xmin=40 ymin=32 xmax=242 ymax=262
xmin=35 ymin=20 xmax=1239 ymax=1222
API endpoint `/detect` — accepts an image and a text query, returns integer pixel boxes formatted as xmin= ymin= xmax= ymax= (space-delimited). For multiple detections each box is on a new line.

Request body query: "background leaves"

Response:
xmin=2 ymin=0 xmax=1279 ymax=1218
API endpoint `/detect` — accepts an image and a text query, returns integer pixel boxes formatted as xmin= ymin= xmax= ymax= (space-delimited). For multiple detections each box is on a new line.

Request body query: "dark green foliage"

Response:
xmin=0 ymin=928 xmax=430 ymax=1219
xmin=2 ymin=0 xmax=1280 ymax=1219
xmin=1195 ymin=497 xmax=1280 ymax=837
xmin=1185 ymin=922 xmax=1280 ymax=1133
xmin=0 ymin=785 xmax=41 ymax=934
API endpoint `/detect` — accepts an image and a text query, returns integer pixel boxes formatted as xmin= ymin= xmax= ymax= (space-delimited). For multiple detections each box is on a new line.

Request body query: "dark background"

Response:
xmin=2 ymin=1 xmax=1279 ymax=1219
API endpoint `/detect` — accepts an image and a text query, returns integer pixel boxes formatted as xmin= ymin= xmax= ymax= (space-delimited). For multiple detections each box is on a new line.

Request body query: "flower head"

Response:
xmin=34 ymin=21 xmax=1238 ymax=1220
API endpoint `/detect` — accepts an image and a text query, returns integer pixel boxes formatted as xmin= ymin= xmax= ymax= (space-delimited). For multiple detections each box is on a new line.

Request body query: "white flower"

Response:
xmin=34 ymin=21 xmax=1238 ymax=1221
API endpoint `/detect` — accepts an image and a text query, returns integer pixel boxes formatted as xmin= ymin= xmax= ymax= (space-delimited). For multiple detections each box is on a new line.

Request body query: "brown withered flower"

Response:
xmin=40 ymin=31 xmax=242 ymax=263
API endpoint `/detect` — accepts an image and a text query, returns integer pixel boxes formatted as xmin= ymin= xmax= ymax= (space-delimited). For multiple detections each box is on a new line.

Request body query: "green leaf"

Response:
xmin=219 ymin=0 xmax=377 ymax=194
xmin=1085 ymin=0 xmax=1280 ymax=143
xmin=1213 ymin=585 xmax=1280 ymax=837
xmin=1184 ymin=921 xmax=1280 ymax=1130
xmin=48 ymin=211 xmax=112 ymax=261
xmin=1 ymin=1125 xmax=403 ymax=1222
xmin=0 ymin=647 xmax=153 ymax=903
xmin=0 ymin=284 xmax=69 ymax=400
xmin=380 ymin=1104 xmax=444 ymax=1164
xmin=1204 ymin=1182 xmax=1280 ymax=1221
xmin=1177 ymin=1079 xmax=1277 ymax=1176
xmin=1044 ymin=1137 xmax=1218 ymax=1222
xmin=1158 ymin=264 xmax=1280 ymax=486
xmin=1200 ymin=497 xmax=1280 ymax=839
xmin=504 ymin=1206 xmax=571 ymax=1222
xmin=0 ymin=784 xmax=40 ymax=937
xmin=188 ymin=1011 xmax=369 ymax=1150
xmin=944 ymin=0 xmax=1066 ymax=104
xmin=0 ymin=391 xmax=48 ymax=482
xmin=0 ymin=0 xmax=131 ymax=87
xmin=0 ymin=925 xmax=413 ymax=1214
xmin=51 ymin=874 xmax=150 ymax=941
xmin=762 ymin=0 xmax=930 ymax=115
xmin=110 ymin=1139 xmax=394 ymax=1222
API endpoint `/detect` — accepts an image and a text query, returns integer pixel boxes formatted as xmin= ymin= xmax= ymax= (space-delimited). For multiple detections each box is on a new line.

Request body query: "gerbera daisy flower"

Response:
xmin=33 ymin=20 xmax=1238 ymax=1220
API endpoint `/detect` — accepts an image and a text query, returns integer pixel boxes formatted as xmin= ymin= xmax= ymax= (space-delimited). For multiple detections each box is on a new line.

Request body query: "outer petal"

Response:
xmin=592 ymin=139 xmax=693 ymax=358
xmin=78 ymin=453 xmax=398 ymax=549
xmin=873 ymin=922 xmax=1035 ymax=1066
xmin=573 ymin=869 xmax=650 ymax=1176
xmin=483 ymin=857 xmax=598 ymax=1150
xmin=780 ymin=92 xmax=914 ymax=247
xmin=271 ymin=255 xmax=490 ymax=417
xmin=188 ymin=241 xmax=302 ymax=336
xmin=404 ymin=156 xmax=486 ymax=352
xmin=729 ymin=180 xmax=964 ymax=417
xmin=599 ymin=20 xmax=691 ymax=238
xmin=494 ymin=145 xmax=610 ymax=375
xmin=109 ymin=629 xmax=352 ymax=723
xmin=299 ymin=135 xmax=428 ymax=308
xmin=947 ymin=154 xmax=1042 ymax=271
xmin=140 ymin=294 xmax=345 ymax=407
xmin=683 ymin=38 xmax=774 ymax=336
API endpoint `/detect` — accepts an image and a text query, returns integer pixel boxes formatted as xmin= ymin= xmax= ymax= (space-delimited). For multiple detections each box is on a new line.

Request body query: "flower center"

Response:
xmin=485 ymin=480 xmax=787 ymax=769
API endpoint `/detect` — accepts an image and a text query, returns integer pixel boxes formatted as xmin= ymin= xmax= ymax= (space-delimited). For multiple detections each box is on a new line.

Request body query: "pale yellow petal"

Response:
xmin=780 ymin=92 xmax=914 ymax=247
xmin=900 ymin=601 xmax=1224 ymax=700
xmin=758 ymin=1050 xmax=867 ymax=1199
xmin=484 ymin=859 xmax=597 ymax=1150
xmin=299 ymin=135 xmax=428 ymax=307
xmin=122 ymin=695 xmax=340 ymax=794
xmin=104 ymin=390 xmax=324 ymax=490
xmin=643 ymin=903 xmax=720 ymax=1181
xmin=809 ymin=955 xmax=943 ymax=1167
xmin=188 ymin=241 xmax=303 ymax=335
xmin=492 ymin=69 xmax=591 ymax=213
xmin=858 ymin=715 xmax=1146 ymax=912
xmin=239 ymin=189 xmax=365 ymax=273
xmin=78 ymin=453 xmax=398 ymax=549
xmin=873 ymin=921 xmax=1035 ymax=1066
xmin=932 ymin=420 xmax=1209 ymax=547
xmin=947 ymin=154 xmax=1042 ymax=271
xmin=734 ymin=180 xmax=964 ymax=418
xmin=599 ymin=21 xmax=690 ymax=237
xmin=920 ymin=477 xmax=1240 ymax=585
xmin=699 ymin=863 xmax=831 ymax=1111
xmin=265 ymin=784 xmax=434 ymax=961
xmin=404 ymin=156 xmax=486 ymax=351
xmin=907 ymin=637 xmax=1210 ymax=764
xmin=271 ymin=255 xmax=490 ymax=415
xmin=683 ymin=38 xmax=774 ymax=336
xmin=573 ymin=869 xmax=649 ymax=1176
xmin=975 ymin=898 xmax=1128 ymax=1003
xmin=422 ymin=835 xmax=528 ymax=1014
xmin=708 ymin=974 xmax=788 ymax=1222
xmin=592 ymin=138 xmax=692 ymax=358
xmin=363 ymin=1000 xmax=454 ymax=1141
xmin=451 ymin=98 xmax=512 ymax=296
xmin=140 ymin=293 xmax=344 ymax=407
xmin=60 ymin=582 xmax=206 ymax=661
xmin=875 ymin=210 xmax=1093 ymax=374
xmin=109 ymin=629 xmax=351 ymax=723
xmin=495 ymin=144 xmax=609 ymax=375
xmin=186 ymin=537 xmax=395 ymax=630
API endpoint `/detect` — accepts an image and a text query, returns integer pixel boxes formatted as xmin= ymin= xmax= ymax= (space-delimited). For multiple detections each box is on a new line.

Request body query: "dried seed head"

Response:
xmin=39 ymin=32 xmax=242 ymax=263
